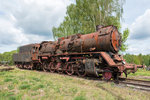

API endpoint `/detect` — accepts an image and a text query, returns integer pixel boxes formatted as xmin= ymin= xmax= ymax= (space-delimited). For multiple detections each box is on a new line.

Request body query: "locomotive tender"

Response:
xmin=13 ymin=25 xmax=143 ymax=80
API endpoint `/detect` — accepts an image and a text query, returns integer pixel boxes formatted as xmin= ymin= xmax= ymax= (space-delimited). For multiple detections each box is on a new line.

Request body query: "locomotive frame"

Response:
xmin=13 ymin=25 xmax=143 ymax=80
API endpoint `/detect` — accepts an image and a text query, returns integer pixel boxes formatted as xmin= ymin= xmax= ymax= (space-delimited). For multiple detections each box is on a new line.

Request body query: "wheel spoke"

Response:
xmin=66 ymin=64 xmax=74 ymax=76
xmin=56 ymin=63 xmax=63 ymax=74
xmin=42 ymin=62 xmax=48 ymax=72
xmin=49 ymin=62 xmax=55 ymax=73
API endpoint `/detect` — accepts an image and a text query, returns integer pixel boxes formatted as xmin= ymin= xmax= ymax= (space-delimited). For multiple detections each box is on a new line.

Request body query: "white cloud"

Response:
xmin=0 ymin=0 xmax=72 ymax=53
xmin=0 ymin=16 xmax=27 ymax=45
xmin=126 ymin=39 xmax=150 ymax=55
xmin=130 ymin=9 xmax=150 ymax=40
xmin=0 ymin=15 xmax=49 ymax=52
xmin=123 ymin=9 xmax=150 ymax=54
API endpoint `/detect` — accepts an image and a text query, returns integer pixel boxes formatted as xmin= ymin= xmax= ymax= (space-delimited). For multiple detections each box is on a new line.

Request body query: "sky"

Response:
xmin=122 ymin=0 xmax=150 ymax=55
xmin=0 ymin=0 xmax=150 ymax=55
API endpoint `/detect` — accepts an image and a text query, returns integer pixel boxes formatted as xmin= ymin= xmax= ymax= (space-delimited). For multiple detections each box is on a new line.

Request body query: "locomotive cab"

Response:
xmin=31 ymin=44 xmax=40 ymax=61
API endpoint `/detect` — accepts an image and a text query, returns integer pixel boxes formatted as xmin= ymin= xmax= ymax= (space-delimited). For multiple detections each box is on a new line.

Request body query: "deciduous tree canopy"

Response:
xmin=124 ymin=54 xmax=150 ymax=67
xmin=0 ymin=50 xmax=17 ymax=65
xmin=52 ymin=0 xmax=129 ymax=51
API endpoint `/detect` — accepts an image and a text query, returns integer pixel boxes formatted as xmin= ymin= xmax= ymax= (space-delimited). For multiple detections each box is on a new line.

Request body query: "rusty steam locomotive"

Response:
xmin=13 ymin=25 xmax=143 ymax=80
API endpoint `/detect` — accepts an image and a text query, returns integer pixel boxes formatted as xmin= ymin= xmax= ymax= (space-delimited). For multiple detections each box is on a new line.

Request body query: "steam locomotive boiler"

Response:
xmin=13 ymin=25 xmax=143 ymax=80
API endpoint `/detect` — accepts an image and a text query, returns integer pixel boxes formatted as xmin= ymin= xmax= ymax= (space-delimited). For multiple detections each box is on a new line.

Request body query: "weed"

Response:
xmin=129 ymin=69 xmax=150 ymax=76
xmin=0 ymin=72 xmax=6 ymax=75
xmin=53 ymin=86 xmax=60 ymax=93
xmin=46 ymin=81 xmax=53 ymax=87
xmin=31 ymin=77 xmax=41 ymax=82
xmin=73 ymin=95 xmax=87 ymax=100
xmin=19 ymin=84 xmax=30 ymax=90
xmin=21 ymin=81 xmax=28 ymax=84
xmin=111 ymin=82 xmax=115 ymax=86
xmin=4 ymin=78 xmax=12 ymax=82
xmin=0 ymin=67 xmax=150 ymax=100
xmin=5 ymin=75 xmax=15 ymax=78
xmin=31 ymin=91 xmax=40 ymax=96
xmin=8 ymin=96 xmax=17 ymax=100
xmin=69 ymin=87 xmax=78 ymax=94
xmin=7 ymin=93 xmax=23 ymax=100
xmin=32 ymin=84 xmax=44 ymax=91
xmin=11 ymin=79 xmax=18 ymax=84
xmin=8 ymin=84 xmax=15 ymax=90
xmin=3 ymin=91 xmax=14 ymax=97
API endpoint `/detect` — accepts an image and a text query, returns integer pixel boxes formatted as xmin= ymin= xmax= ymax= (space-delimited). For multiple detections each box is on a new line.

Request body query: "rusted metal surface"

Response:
xmin=84 ymin=59 xmax=99 ymax=77
xmin=66 ymin=63 xmax=74 ymax=76
xmin=38 ymin=25 xmax=121 ymax=55
xmin=100 ymin=52 xmax=116 ymax=66
xmin=124 ymin=64 xmax=144 ymax=73
xmin=57 ymin=25 xmax=121 ymax=53
xmin=103 ymin=69 xmax=112 ymax=80
xmin=12 ymin=25 xmax=143 ymax=81
xmin=19 ymin=44 xmax=34 ymax=53
xmin=31 ymin=44 xmax=40 ymax=61
xmin=13 ymin=52 xmax=32 ymax=62
xmin=40 ymin=41 xmax=56 ymax=54
xmin=13 ymin=43 xmax=40 ymax=63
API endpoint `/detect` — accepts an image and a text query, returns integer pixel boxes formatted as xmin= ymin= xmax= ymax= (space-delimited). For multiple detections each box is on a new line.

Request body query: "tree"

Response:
xmin=52 ymin=0 xmax=129 ymax=51
xmin=121 ymin=28 xmax=129 ymax=51
xmin=0 ymin=50 xmax=17 ymax=65
xmin=123 ymin=54 xmax=150 ymax=66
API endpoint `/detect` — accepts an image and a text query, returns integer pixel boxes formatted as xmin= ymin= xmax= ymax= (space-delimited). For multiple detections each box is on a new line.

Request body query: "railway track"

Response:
xmin=83 ymin=76 xmax=150 ymax=92
xmin=19 ymin=68 xmax=150 ymax=92
xmin=119 ymin=78 xmax=150 ymax=92
xmin=65 ymin=75 xmax=150 ymax=92
xmin=48 ymin=71 xmax=150 ymax=92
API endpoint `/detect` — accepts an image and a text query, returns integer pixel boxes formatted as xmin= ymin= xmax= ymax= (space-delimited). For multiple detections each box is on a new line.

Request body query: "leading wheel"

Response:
xmin=103 ymin=69 xmax=112 ymax=80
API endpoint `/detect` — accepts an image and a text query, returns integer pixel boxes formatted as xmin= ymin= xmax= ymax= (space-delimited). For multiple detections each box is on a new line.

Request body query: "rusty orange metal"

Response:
xmin=100 ymin=52 xmax=116 ymax=66
xmin=31 ymin=44 xmax=40 ymax=61
xmin=57 ymin=25 xmax=121 ymax=53
xmin=13 ymin=25 xmax=143 ymax=81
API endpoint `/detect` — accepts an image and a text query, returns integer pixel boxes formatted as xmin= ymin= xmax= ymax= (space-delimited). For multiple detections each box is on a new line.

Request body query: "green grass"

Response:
xmin=129 ymin=69 xmax=150 ymax=76
xmin=4 ymin=78 xmax=13 ymax=82
xmin=31 ymin=84 xmax=44 ymax=91
xmin=0 ymin=66 xmax=150 ymax=100
xmin=74 ymin=95 xmax=87 ymax=100
xmin=128 ymin=69 xmax=150 ymax=81
xmin=19 ymin=84 xmax=31 ymax=90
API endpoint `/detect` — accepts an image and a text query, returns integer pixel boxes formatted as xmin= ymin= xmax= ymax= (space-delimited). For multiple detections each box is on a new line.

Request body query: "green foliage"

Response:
xmin=53 ymin=0 xmax=124 ymax=37
xmin=0 ymin=50 xmax=17 ymax=65
xmin=19 ymin=84 xmax=31 ymax=90
xmin=8 ymin=84 xmax=15 ymax=90
xmin=121 ymin=28 xmax=129 ymax=51
xmin=0 ymin=68 xmax=150 ymax=99
xmin=124 ymin=54 xmax=150 ymax=66
xmin=32 ymin=84 xmax=44 ymax=91
xmin=74 ymin=95 xmax=87 ymax=100
xmin=4 ymin=78 xmax=13 ymax=82
xmin=129 ymin=69 xmax=150 ymax=77
xmin=53 ymin=0 xmax=129 ymax=51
